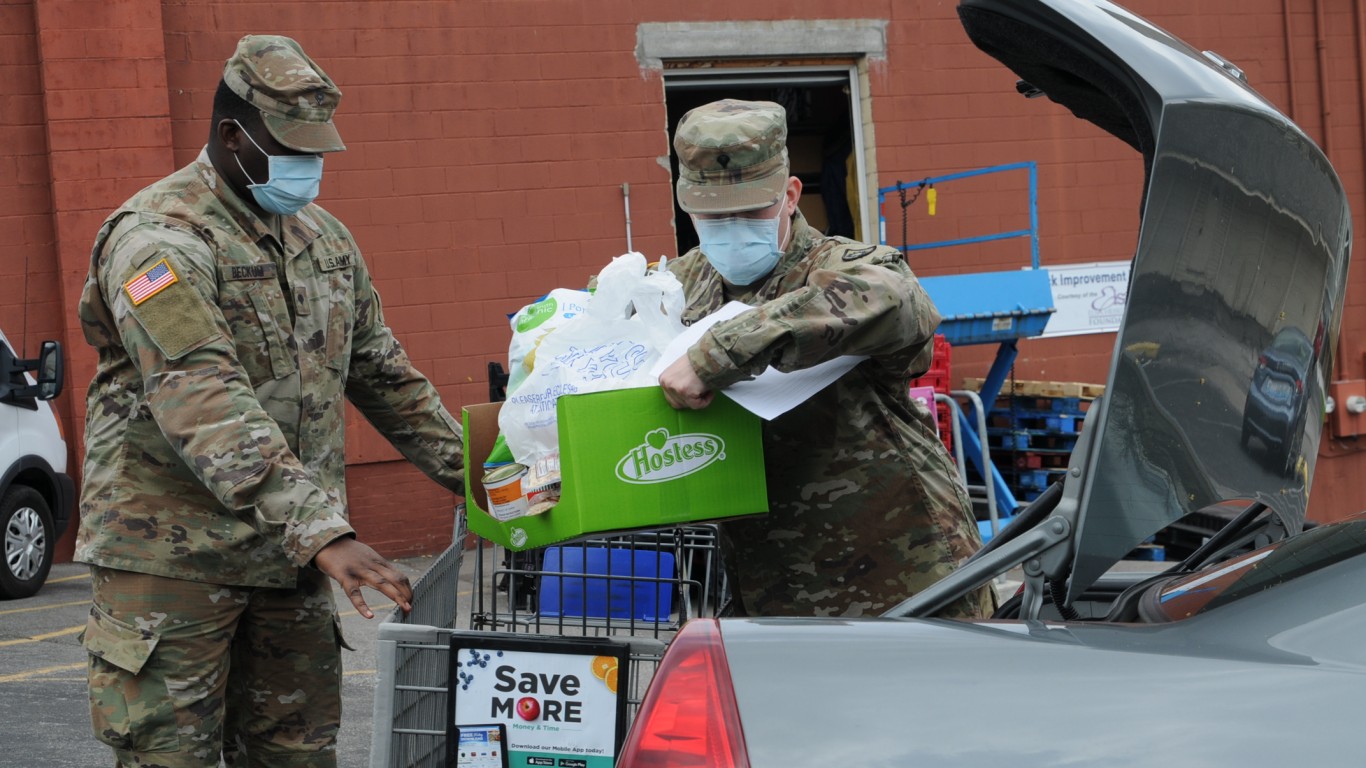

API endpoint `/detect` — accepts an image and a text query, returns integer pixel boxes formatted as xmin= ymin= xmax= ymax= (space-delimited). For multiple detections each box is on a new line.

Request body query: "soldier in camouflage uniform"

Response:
xmin=659 ymin=99 xmax=993 ymax=618
xmin=76 ymin=36 xmax=464 ymax=767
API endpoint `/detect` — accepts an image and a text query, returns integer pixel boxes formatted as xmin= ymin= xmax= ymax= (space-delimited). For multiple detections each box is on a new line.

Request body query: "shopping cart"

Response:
xmin=370 ymin=505 xmax=728 ymax=768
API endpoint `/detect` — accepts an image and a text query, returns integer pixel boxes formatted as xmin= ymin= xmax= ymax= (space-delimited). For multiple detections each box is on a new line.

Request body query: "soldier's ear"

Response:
xmin=216 ymin=119 xmax=242 ymax=152
xmin=785 ymin=176 xmax=803 ymax=213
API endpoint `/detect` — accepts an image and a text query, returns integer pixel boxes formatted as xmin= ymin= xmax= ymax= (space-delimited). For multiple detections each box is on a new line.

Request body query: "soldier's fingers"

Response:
xmin=661 ymin=387 xmax=684 ymax=410
xmin=344 ymin=582 xmax=375 ymax=620
xmin=363 ymin=566 xmax=413 ymax=614
xmin=681 ymin=388 xmax=711 ymax=409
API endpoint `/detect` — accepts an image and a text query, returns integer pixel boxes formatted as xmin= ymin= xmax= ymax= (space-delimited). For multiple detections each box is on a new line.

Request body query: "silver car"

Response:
xmin=619 ymin=0 xmax=1355 ymax=765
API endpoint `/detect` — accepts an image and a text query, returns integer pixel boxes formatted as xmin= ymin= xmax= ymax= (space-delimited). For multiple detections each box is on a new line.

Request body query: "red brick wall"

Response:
xmin=345 ymin=462 xmax=459 ymax=557
xmin=0 ymin=1 xmax=63 ymax=350
xmin=0 ymin=0 xmax=70 ymax=551
xmin=7 ymin=0 xmax=1366 ymax=563
xmin=25 ymin=0 xmax=174 ymax=560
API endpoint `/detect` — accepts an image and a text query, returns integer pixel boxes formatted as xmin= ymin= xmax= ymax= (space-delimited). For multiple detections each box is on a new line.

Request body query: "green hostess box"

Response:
xmin=464 ymin=387 xmax=767 ymax=551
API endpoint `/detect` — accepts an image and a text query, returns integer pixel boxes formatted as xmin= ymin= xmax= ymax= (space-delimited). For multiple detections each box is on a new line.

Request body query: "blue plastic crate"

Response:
xmin=988 ymin=431 xmax=1032 ymax=450
xmin=1045 ymin=415 xmax=1077 ymax=433
xmin=1009 ymin=469 xmax=1053 ymax=490
xmin=1043 ymin=397 xmax=1084 ymax=413
xmin=539 ymin=546 xmax=676 ymax=622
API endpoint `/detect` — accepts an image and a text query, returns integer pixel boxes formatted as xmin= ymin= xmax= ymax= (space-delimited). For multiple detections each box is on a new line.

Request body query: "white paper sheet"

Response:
xmin=650 ymin=301 xmax=867 ymax=420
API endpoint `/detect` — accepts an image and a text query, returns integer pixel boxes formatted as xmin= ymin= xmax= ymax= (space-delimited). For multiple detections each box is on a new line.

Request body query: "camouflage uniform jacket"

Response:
xmin=76 ymin=150 xmax=465 ymax=588
xmin=667 ymin=211 xmax=988 ymax=617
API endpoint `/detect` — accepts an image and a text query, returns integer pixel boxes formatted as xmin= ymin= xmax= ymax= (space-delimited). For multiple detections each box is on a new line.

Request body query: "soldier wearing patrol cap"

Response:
xmin=659 ymin=99 xmax=994 ymax=618
xmin=77 ymin=35 xmax=465 ymax=766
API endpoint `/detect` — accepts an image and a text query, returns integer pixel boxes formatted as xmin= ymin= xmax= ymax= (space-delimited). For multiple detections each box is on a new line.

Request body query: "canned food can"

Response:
xmin=482 ymin=463 xmax=529 ymax=521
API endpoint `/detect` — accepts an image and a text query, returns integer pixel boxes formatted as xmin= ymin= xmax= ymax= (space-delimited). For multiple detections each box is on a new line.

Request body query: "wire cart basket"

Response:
xmin=370 ymin=505 xmax=728 ymax=768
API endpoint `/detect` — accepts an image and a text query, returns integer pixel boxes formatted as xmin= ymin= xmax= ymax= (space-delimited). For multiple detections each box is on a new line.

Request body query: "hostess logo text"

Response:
xmin=615 ymin=428 xmax=726 ymax=484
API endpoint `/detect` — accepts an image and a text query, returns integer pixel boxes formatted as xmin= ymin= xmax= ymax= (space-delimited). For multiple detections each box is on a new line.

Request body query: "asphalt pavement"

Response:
xmin=0 ymin=556 xmax=438 ymax=768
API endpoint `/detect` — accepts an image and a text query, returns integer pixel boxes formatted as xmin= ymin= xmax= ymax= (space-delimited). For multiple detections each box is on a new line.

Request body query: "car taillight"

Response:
xmin=618 ymin=619 xmax=750 ymax=768
xmin=1258 ymin=354 xmax=1268 ymax=366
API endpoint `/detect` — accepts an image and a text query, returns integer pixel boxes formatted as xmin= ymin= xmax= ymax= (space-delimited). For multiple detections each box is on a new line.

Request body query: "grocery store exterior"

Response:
xmin=6 ymin=0 xmax=1366 ymax=562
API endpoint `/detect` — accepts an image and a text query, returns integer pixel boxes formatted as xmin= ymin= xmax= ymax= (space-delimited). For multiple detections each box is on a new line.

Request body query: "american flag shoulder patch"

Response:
xmin=124 ymin=258 xmax=179 ymax=306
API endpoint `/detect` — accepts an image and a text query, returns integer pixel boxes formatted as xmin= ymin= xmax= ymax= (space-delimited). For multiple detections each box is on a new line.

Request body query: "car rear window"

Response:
xmin=1271 ymin=330 xmax=1313 ymax=366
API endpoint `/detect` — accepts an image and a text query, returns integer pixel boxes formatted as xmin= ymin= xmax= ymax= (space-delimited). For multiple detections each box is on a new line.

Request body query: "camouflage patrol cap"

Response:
xmin=674 ymin=99 xmax=790 ymax=215
xmin=223 ymin=35 xmax=346 ymax=153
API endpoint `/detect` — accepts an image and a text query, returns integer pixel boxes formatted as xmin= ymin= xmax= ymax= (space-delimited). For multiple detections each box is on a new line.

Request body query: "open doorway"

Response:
xmin=663 ymin=66 xmax=869 ymax=256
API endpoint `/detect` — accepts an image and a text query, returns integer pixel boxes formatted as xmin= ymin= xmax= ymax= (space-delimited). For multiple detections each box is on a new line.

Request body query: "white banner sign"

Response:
xmin=1042 ymin=261 xmax=1131 ymax=337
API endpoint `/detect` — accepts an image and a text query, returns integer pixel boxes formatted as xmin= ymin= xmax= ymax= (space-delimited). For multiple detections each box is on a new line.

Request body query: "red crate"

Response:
xmin=937 ymin=402 xmax=954 ymax=456
xmin=931 ymin=333 xmax=952 ymax=371
xmin=910 ymin=335 xmax=951 ymax=391
xmin=911 ymin=370 xmax=950 ymax=392
xmin=909 ymin=334 xmax=953 ymax=455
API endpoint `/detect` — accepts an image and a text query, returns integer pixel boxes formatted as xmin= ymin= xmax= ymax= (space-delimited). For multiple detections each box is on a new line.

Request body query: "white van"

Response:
xmin=0 ymin=330 xmax=72 ymax=599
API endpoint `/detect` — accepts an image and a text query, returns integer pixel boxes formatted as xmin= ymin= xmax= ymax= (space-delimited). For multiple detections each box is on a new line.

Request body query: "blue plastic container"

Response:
xmin=539 ymin=546 xmax=676 ymax=622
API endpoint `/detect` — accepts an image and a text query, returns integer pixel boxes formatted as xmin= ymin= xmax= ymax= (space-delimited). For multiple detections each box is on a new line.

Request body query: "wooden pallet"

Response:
xmin=963 ymin=378 xmax=1106 ymax=400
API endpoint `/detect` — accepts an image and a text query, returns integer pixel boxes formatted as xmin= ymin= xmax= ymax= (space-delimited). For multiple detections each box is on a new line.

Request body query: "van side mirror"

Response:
xmin=34 ymin=340 xmax=63 ymax=401
xmin=0 ymin=339 xmax=64 ymax=406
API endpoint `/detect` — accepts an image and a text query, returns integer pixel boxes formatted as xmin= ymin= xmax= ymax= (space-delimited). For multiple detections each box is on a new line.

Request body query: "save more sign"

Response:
xmin=449 ymin=636 xmax=630 ymax=768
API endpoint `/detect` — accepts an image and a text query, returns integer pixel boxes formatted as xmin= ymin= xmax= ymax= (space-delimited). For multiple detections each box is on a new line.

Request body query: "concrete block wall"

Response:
xmin=7 ymin=0 xmax=1366 ymax=562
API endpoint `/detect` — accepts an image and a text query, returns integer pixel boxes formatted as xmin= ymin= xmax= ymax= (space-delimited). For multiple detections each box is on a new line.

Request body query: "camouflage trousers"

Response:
xmin=718 ymin=462 xmax=997 ymax=619
xmin=720 ymin=521 xmax=997 ymax=619
xmin=82 ymin=566 xmax=345 ymax=767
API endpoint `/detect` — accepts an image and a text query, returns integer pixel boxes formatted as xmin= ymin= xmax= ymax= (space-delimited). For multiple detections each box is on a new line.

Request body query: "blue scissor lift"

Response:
xmin=879 ymin=162 xmax=1056 ymax=537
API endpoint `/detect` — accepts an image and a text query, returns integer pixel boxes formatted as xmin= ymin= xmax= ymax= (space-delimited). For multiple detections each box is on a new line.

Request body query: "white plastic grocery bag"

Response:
xmin=505 ymin=288 xmax=591 ymax=395
xmin=499 ymin=252 xmax=685 ymax=486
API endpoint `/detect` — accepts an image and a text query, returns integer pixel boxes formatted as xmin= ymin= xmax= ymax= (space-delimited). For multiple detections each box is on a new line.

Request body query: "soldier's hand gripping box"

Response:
xmin=464 ymin=387 xmax=767 ymax=551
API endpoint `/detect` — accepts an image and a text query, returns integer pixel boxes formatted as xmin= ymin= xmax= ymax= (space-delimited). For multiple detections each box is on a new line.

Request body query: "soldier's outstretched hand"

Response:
xmin=313 ymin=536 xmax=414 ymax=619
xmin=659 ymin=355 xmax=714 ymax=410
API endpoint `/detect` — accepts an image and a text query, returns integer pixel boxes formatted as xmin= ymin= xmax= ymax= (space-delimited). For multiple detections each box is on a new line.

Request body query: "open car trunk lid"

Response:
xmin=957 ymin=0 xmax=1351 ymax=602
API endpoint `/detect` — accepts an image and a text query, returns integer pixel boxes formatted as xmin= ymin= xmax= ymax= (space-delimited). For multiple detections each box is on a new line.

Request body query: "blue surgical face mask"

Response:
xmin=233 ymin=121 xmax=324 ymax=215
xmin=693 ymin=208 xmax=785 ymax=286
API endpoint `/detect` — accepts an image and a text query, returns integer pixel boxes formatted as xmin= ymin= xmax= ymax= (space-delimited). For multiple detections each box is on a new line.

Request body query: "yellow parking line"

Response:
xmin=345 ymin=669 xmax=376 ymax=676
xmin=0 ymin=625 xmax=83 ymax=647
xmin=0 ymin=600 xmax=88 ymax=616
xmin=45 ymin=573 xmax=90 ymax=584
xmin=0 ymin=662 xmax=85 ymax=684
